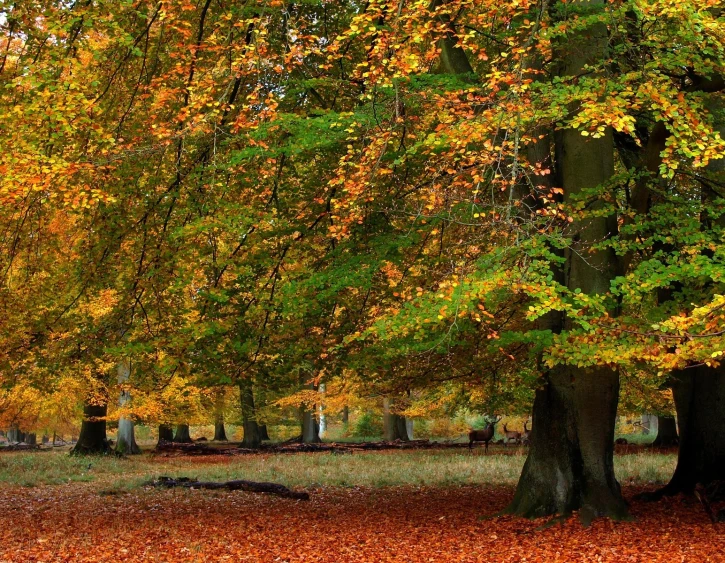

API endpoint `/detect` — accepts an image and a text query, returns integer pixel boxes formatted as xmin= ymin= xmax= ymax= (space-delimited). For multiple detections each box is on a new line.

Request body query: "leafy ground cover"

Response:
xmin=3 ymin=449 xmax=719 ymax=563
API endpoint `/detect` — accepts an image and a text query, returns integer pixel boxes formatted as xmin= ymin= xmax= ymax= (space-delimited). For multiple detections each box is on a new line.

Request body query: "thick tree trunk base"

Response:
xmin=504 ymin=367 xmax=629 ymax=524
xmin=71 ymin=404 xmax=110 ymax=456
xmin=651 ymin=416 xmax=678 ymax=448
xmin=158 ymin=424 xmax=174 ymax=443
xmin=644 ymin=366 xmax=725 ymax=500
xmin=214 ymin=422 xmax=228 ymax=442
xmin=116 ymin=418 xmax=141 ymax=455
xmin=302 ymin=409 xmax=321 ymax=444
xmin=242 ymin=419 xmax=261 ymax=449
xmin=151 ymin=476 xmax=309 ymax=500
xmin=173 ymin=424 xmax=193 ymax=443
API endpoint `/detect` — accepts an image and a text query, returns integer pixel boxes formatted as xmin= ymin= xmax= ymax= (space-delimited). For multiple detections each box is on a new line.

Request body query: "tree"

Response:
xmin=115 ymin=360 xmax=140 ymax=455
xmin=651 ymin=416 xmax=678 ymax=448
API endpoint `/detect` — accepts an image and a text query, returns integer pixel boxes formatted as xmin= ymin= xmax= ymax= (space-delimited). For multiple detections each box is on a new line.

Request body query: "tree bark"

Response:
xmin=383 ymin=398 xmax=410 ymax=441
xmin=651 ymin=415 xmax=678 ymax=447
xmin=213 ymin=388 xmax=228 ymax=441
xmin=214 ymin=421 xmax=228 ymax=441
xmin=505 ymin=368 xmax=627 ymax=523
xmin=657 ymin=366 xmax=725 ymax=494
xmin=25 ymin=433 xmax=37 ymax=446
xmin=318 ymin=383 xmax=326 ymax=437
xmin=300 ymin=379 xmax=321 ymax=444
xmin=158 ymin=424 xmax=174 ymax=443
xmin=429 ymin=0 xmax=474 ymax=76
xmin=259 ymin=424 xmax=270 ymax=441
xmin=7 ymin=426 xmax=21 ymax=443
xmin=341 ymin=406 xmax=349 ymax=425
xmin=240 ymin=381 xmax=261 ymax=449
xmin=115 ymin=360 xmax=141 ymax=454
xmin=71 ymin=402 xmax=110 ymax=455
xmin=173 ymin=423 xmax=193 ymax=443
xmin=506 ymin=0 xmax=628 ymax=523
xmin=302 ymin=407 xmax=321 ymax=443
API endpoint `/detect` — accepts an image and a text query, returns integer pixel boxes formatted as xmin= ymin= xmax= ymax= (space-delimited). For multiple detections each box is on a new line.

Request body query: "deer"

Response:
xmin=502 ymin=423 xmax=521 ymax=446
xmin=522 ymin=421 xmax=531 ymax=445
xmin=468 ymin=416 xmax=501 ymax=453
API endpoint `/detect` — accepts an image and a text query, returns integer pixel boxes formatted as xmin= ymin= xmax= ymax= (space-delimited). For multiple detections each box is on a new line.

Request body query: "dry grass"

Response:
xmin=0 ymin=446 xmax=677 ymax=491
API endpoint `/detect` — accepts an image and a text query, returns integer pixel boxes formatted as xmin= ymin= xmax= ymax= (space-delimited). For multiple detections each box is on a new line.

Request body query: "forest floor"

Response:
xmin=1 ymin=449 xmax=723 ymax=562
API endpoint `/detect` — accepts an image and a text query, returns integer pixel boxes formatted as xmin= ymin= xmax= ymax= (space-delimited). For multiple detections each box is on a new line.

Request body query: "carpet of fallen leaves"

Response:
xmin=2 ymin=466 xmax=724 ymax=562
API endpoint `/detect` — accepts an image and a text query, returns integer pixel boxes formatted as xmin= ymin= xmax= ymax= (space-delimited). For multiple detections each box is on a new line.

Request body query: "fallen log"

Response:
xmin=153 ymin=438 xmax=470 ymax=456
xmin=150 ymin=476 xmax=310 ymax=500
xmin=0 ymin=443 xmax=43 ymax=452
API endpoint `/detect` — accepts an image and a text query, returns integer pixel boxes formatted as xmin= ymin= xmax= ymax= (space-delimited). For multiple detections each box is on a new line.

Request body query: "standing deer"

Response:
xmin=468 ymin=416 xmax=501 ymax=453
xmin=502 ymin=423 xmax=521 ymax=446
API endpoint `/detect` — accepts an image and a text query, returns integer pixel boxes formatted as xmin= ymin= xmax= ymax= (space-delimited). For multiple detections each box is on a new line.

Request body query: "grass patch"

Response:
xmin=0 ymin=447 xmax=677 ymax=490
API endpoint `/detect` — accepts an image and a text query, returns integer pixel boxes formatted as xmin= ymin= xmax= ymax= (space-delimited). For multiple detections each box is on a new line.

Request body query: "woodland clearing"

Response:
xmin=2 ymin=448 xmax=721 ymax=563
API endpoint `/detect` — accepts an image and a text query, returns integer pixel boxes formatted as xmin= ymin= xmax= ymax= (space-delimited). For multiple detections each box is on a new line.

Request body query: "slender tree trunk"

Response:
xmin=71 ymin=402 xmax=109 ymax=455
xmin=300 ymin=378 xmax=320 ymax=444
xmin=341 ymin=406 xmax=349 ymax=425
xmin=115 ymin=360 xmax=141 ymax=454
xmin=240 ymin=381 xmax=261 ymax=449
xmin=506 ymin=0 xmax=627 ymax=524
xmin=158 ymin=424 xmax=174 ymax=443
xmin=318 ymin=384 xmax=326 ymax=437
xmin=213 ymin=388 xmax=228 ymax=441
xmin=173 ymin=424 xmax=192 ymax=443
xmin=651 ymin=416 xmax=678 ymax=447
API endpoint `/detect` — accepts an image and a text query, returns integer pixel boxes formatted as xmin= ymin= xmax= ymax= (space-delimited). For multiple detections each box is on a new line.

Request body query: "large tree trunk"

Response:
xmin=383 ymin=398 xmax=410 ymax=441
xmin=505 ymin=368 xmax=627 ymax=523
xmin=158 ymin=424 xmax=174 ymax=443
xmin=173 ymin=424 xmax=192 ymax=443
xmin=240 ymin=381 xmax=261 ymax=449
xmin=657 ymin=366 xmax=725 ymax=494
xmin=214 ymin=421 xmax=227 ymax=441
xmin=7 ymin=426 xmax=21 ymax=443
xmin=115 ymin=360 xmax=141 ymax=454
xmin=651 ymin=416 xmax=678 ymax=447
xmin=302 ymin=408 xmax=321 ymax=443
xmin=71 ymin=402 xmax=109 ymax=455
xmin=25 ymin=433 xmax=37 ymax=446
xmin=506 ymin=0 xmax=627 ymax=523
xmin=259 ymin=424 xmax=270 ymax=441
